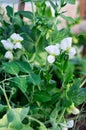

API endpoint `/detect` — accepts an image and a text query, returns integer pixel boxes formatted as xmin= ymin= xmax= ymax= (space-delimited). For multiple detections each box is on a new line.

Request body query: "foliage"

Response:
xmin=0 ymin=0 xmax=86 ymax=130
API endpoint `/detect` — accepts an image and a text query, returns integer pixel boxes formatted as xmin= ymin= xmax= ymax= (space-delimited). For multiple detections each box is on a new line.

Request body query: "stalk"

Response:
xmin=0 ymin=85 xmax=11 ymax=109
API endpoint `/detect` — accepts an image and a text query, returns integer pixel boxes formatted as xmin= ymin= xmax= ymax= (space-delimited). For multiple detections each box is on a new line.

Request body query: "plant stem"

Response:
xmin=0 ymin=85 xmax=11 ymax=109
xmin=31 ymin=0 xmax=35 ymax=24
xmin=57 ymin=108 xmax=66 ymax=125
xmin=35 ymin=33 xmax=42 ymax=51
xmin=80 ymin=79 xmax=86 ymax=88
xmin=0 ymin=74 xmax=29 ymax=84
xmin=29 ymin=33 xmax=42 ymax=62
xmin=27 ymin=115 xmax=46 ymax=127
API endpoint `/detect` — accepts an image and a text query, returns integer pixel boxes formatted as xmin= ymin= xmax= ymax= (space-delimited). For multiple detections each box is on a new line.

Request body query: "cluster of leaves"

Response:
xmin=0 ymin=0 xmax=86 ymax=130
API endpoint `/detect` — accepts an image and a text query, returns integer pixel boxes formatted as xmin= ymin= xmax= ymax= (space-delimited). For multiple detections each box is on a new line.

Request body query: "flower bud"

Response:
xmin=47 ymin=55 xmax=55 ymax=63
xmin=4 ymin=51 xmax=13 ymax=60
xmin=68 ymin=103 xmax=80 ymax=115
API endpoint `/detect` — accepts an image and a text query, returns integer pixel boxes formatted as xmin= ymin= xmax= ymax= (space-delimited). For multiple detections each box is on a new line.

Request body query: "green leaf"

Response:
xmin=50 ymin=29 xmax=68 ymax=43
xmin=61 ymin=15 xmax=75 ymax=23
xmin=50 ymin=105 xmax=59 ymax=129
xmin=16 ymin=11 xmax=33 ymax=20
xmin=7 ymin=109 xmax=19 ymax=122
xmin=10 ymin=107 xmax=29 ymax=122
xmin=16 ymin=61 xmax=32 ymax=73
xmin=64 ymin=62 xmax=74 ymax=83
xmin=68 ymin=79 xmax=81 ymax=97
xmin=2 ymin=61 xmax=32 ymax=75
xmin=0 ymin=65 xmax=3 ymax=73
xmin=51 ymin=126 xmax=61 ymax=130
xmin=11 ymin=77 xmax=27 ymax=93
xmin=67 ymin=79 xmax=86 ymax=105
xmin=45 ymin=6 xmax=52 ymax=18
xmin=33 ymin=91 xmax=51 ymax=102
xmin=49 ymin=0 xmax=56 ymax=10
xmin=0 ymin=104 xmax=8 ymax=112
xmin=6 ymin=6 xmax=13 ymax=18
xmin=72 ymin=88 xmax=86 ymax=106
xmin=13 ymin=14 xmax=23 ymax=26
xmin=21 ymin=124 xmax=34 ymax=130
xmin=7 ymin=109 xmax=22 ymax=130
xmin=27 ymin=73 xmax=41 ymax=86
xmin=0 ymin=128 xmax=16 ymax=130
xmin=65 ymin=0 xmax=75 ymax=4
xmin=2 ymin=62 xmax=19 ymax=75
xmin=0 ymin=114 xmax=8 ymax=127
xmin=39 ymin=125 xmax=47 ymax=130
xmin=20 ymin=107 xmax=30 ymax=121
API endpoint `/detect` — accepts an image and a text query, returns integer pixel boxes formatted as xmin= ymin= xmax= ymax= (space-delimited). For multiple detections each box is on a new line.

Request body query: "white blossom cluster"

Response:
xmin=45 ymin=37 xmax=76 ymax=63
xmin=1 ymin=33 xmax=23 ymax=60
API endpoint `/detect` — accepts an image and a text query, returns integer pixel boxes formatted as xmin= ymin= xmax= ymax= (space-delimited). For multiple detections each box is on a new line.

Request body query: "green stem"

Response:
xmin=29 ymin=33 xmax=42 ymax=62
xmin=0 ymin=85 xmax=11 ymax=109
xmin=35 ymin=33 xmax=42 ymax=51
xmin=80 ymin=79 xmax=86 ymax=88
xmin=56 ymin=108 xmax=66 ymax=125
xmin=27 ymin=115 xmax=46 ymax=127
xmin=11 ymin=0 xmax=15 ymax=26
xmin=0 ymin=74 xmax=29 ymax=84
xmin=31 ymin=0 xmax=35 ymax=24
xmin=0 ymin=75 xmax=29 ymax=102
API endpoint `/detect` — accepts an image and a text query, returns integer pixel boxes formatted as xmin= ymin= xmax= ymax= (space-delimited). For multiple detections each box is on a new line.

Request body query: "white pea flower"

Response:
xmin=60 ymin=120 xmax=74 ymax=130
xmin=47 ymin=55 xmax=55 ymax=63
xmin=45 ymin=44 xmax=60 ymax=55
xmin=1 ymin=39 xmax=14 ymax=50
xmin=14 ymin=42 xmax=22 ymax=49
xmin=62 ymin=127 xmax=68 ymax=130
xmin=60 ymin=37 xmax=72 ymax=51
xmin=69 ymin=47 xmax=76 ymax=59
xmin=45 ymin=44 xmax=60 ymax=63
xmin=4 ymin=51 xmax=13 ymax=60
xmin=66 ymin=120 xmax=74 ymax=128
xmin=10 ymin=33 xmax=23 ymax=42
xmin=70 ymin=106 xmax=80 ymax=115
xmin=68 ymin=103 xmax=80 ymax=115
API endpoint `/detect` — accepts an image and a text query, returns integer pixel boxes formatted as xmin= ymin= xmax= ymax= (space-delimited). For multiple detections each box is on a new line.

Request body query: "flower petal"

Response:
xmin=1 ymin=40 xmax=14 ymax=50
xmin=45 ymin=44 xmax=60 ymax=55
xmin=70 ymin=107 xmax=80 ymax=115
xmin=4 ymin=51 xmax=13 ymax=60
xmin=69 ymin=103 xmax=80 ymax=115
xmin=45 ymin=45 xmax=55 ymax=54
xmin=62 ymin=127 xmax=68 ymax=130
xmin=47 ymin=55 xmax=55 ymax=63
xmin=66 ymin=120 xmax=74 ymax=128
xmin=60 ymin=37 xmax=72 ymax=51
xmin=60 ymin=120 xmax=74 ymax=129
xmin=14 ymin=42 xmax=22 ymax=49
xmin=10 ymin=33 xmax=23 ymax=42
xmin=69 ymin=47 xmax=76 ymax=59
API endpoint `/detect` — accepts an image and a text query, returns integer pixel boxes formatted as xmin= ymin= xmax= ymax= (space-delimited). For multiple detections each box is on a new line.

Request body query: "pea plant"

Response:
xmin=0 ymin=0 xmax=86 ymax=130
